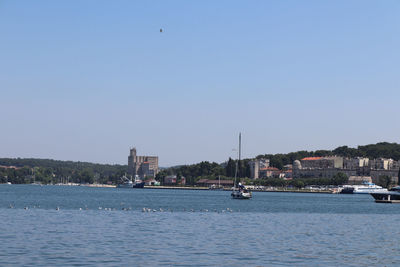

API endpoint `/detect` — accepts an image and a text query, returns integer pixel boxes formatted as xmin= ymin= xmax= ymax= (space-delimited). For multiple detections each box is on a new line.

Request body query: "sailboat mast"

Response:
xmin=239 ymin=133 xmax=241 ymax=163
xmin=238 ymin=132 xmax=241 ymax=179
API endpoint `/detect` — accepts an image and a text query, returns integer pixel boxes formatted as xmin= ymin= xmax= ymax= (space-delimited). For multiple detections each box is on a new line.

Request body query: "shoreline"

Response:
xmin=2 ymin=183 xmax=335 ymax=193
xmin=73 ymin=184 xmax=336 ymax=193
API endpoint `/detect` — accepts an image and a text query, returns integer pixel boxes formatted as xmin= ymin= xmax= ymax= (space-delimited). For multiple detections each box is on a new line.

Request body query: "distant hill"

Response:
xmin=0 ymin=158 xmax=126 ymax=185
xmin=2 ymin=142 xmax=400 ymax=184
xmin=0 ymin=157 xmax=126 ymax=169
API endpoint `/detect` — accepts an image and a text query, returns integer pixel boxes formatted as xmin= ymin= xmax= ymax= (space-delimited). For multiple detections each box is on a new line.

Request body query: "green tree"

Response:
xmin=225 ymin=158 xmax=236 ymax=178
xmin=377 ymin=175 xmax=392 ymax=189
xmin=332 ymin=173 xmax=348 ymax=186
xmin=80 ymin=169 xmax=94 ymax=184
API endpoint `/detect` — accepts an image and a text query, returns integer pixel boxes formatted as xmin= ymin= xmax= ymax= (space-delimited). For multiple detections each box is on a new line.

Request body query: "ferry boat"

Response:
xmin=352 ymin=182 xmax=388 ymax=194
xmin=339 ymin=182 xmax=388 ymax=194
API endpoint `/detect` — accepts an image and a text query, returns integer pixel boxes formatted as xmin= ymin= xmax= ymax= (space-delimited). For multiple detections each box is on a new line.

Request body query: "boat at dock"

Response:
xmin=117 ymin=175 xmax=145 ymax=189
xmin=339 ymin=182 xmax=388 ymax=194
xmin=353 ymin=182 xmax=388 ymax=194
xmin=339 ymin=186 xmax=354 ymax=194
xmin=370 ymin=186 xmax=400 ymax=203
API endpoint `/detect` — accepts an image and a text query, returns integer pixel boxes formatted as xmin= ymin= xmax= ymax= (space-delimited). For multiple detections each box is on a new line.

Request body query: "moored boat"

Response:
xmin=340 ymin=181 xmax=388 ymax=194
xmin=340 ymin=186 xmax=354 ymax=194
xmin=370 ymin=186 xmax=400 ymax=203
xmin=117 ymin=175 xmax=145 ymax=188
xmin=117 ymin=175 xmax=134 ymax=188
xmin=132 ymin=175 xmax=145 ymax=188
xmin=231 ymin=133 xmax=252 ymax=200
xmin=231 ymin=183 xmax=252 ymax=199
xmin=353 ymin=182 xmax=388 ymax=194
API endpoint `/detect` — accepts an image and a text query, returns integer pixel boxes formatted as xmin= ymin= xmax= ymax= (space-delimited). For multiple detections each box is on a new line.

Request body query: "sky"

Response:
xmin=1 ymin=0 xmax=399 ymax=166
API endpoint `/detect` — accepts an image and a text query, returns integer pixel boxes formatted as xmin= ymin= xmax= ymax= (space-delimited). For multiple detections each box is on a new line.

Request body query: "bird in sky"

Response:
xmin=160 ymin=28 xmax=163 ymax=33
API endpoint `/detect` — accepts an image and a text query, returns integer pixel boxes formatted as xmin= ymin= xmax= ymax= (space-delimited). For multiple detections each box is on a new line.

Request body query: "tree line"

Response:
xmin=0 ymin=158 xmax=126 ymax=184
xmin=1 ymin=142 xmax=400 ymax=185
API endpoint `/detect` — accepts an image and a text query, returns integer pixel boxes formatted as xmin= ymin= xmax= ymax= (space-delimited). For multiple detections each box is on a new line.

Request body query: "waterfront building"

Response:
xmin=293 ymin=157 xmax=347 ymax=179
xmin=343 ymin=157 xmax=369 ymax=169
xmin=248 ymin=158 xmax=270 ymax=179
xmin=259 ymin=167 xmax=281 ymax=178
xmin=163 ymin=175 xmax=186 ymax=185
xmin=369 ymin=158 xmax=397 ymax=170
xmin=293 ymin=156 xmax=399 ymax=184
xmin=300 ymin=156 xmax=343 ymax=169
xmin=145 ymin=178 xmax=160 ymax=186
xmin=281 ymin=169 xmax=293 ymax=179
xmin=127 ymin=148 xmax=159 ymax=178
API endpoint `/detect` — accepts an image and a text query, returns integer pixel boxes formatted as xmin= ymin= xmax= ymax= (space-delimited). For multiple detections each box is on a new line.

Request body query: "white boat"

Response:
xmin=231 ymin=183 xmax=252 ymax=199
xmin=231 ymin=133 xmax=252 ymax=199
xmin=117 ymin=175 xmax=145 ymax=188
xmin=352 ymin=182 xmax=388 ymax=194
xmin=117 ymin=175 xmax=134 ymax=188
xmin=370 ymin=186 xmax=400 ymax=203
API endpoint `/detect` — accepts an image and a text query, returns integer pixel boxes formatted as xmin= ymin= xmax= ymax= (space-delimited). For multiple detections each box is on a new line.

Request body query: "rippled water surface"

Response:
xmin=1 ymin=185 xmax=400 ymax=266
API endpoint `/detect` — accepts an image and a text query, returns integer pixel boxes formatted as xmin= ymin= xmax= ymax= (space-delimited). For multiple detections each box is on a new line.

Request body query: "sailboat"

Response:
xmin=231 ymin=133 xmax=252 ymax=199
xmin=209 ymin=175 xmax=223 ymax=190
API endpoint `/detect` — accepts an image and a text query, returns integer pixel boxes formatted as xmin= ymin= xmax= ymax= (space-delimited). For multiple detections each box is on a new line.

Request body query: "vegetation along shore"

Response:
xmin=1 ymin=142 xmax=400 ymax=189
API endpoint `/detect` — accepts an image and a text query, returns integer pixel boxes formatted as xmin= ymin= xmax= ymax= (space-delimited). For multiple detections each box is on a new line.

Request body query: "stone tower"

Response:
xmin=128 ymin=148 xmax=137 ymax=176
xmin=127 ymin=147 xmax=159 ymax=178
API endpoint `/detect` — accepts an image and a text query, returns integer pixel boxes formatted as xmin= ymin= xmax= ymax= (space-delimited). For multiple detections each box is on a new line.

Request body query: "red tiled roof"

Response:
xmin=301 ymin=157 xmax=323 ymax=161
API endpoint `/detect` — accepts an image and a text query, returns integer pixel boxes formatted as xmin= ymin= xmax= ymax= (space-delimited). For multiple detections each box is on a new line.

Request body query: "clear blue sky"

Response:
xmin=1 ymin=1 xmax=399 ymax=166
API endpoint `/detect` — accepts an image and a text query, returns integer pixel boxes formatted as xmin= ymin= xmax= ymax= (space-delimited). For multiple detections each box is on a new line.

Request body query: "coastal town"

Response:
xmin=2 ymin=144 xmax=399 ymax=195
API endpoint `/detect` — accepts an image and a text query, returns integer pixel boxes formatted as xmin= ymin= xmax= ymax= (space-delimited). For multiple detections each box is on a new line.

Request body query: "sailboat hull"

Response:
xmin=231 ymin=190 xmax=252 ymax=199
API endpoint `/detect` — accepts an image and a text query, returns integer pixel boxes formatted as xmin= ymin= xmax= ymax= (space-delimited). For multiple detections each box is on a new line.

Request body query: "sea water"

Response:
xmin=0 ymin=185 xmax=399 ymax=266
